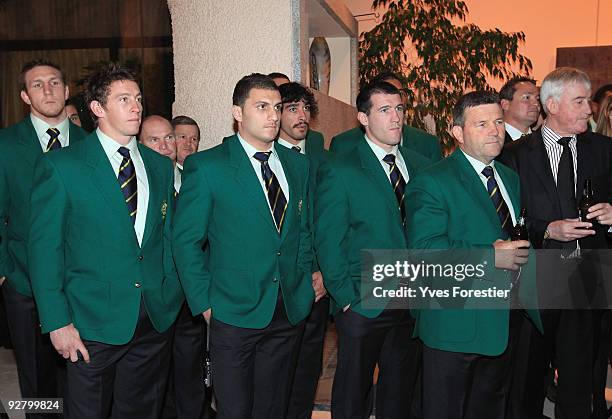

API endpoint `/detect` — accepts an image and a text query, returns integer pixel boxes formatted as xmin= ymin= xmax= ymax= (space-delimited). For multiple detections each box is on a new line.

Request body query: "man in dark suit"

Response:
xmin=274 ymin=82 xmax=328 ymax=419
xmin=315 ymin=80 xmax=429 ymax=419
xmin=28 ymin=63 xmax=183 ymax=418
xmin=139 ymin=115 xmax=207 ymax=419
xmin=499 ymin=77 xmax=540 ymax=145
xmin=172 ymin=73 xmax=314 ymax=419
xmin=329 ymin=72 xmax=443 ymax=161
xmin=500 ymin=67 xmax=612 ymax=419
xmin=406 ymin=91 xmax=539 ymax=419
xmin=0 ymin=59 xmax=87 ymax=412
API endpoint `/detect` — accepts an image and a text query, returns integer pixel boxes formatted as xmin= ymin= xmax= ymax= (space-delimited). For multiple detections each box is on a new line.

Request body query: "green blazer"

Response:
xmin=277 ymin=129 xmax=327 ymax=274
xmin=172 ymin=135 xmax=314 ymax=329
xmin=0 ymin=116 xmax=87 ymax=297
xmin=28 ymin=132 xmax=182 ymax=344
xmin=314 ymin=137 xmax=431 ymax=318
xmin=329 ymin=125 xmax=443 ymax=162
xmin=405 ymin=150 xmax=542 ymax=356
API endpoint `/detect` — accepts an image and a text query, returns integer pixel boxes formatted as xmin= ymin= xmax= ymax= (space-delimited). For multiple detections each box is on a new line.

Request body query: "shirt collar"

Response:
xmin=504 ymin=122 xmax=530 ymax=141
xmin=30 ymin=113 xmax=70 ymax=143
xmin=277 ymin=137 xmax=305 ymax=153
xmin=96 ymin=127 xmax=138 ymax=160
xmin=541 ymin=123 xmax=576 ymax=149
xmin=461 ymin=149 xmax=495 ymax=176
xmin=237 ymin=133 xmax=278 ymax=159
xmin=364 ymin=135 xmax=399 ymax=162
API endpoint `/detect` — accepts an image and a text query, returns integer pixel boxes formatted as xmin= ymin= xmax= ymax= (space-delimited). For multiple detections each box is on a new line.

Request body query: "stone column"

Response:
xmin=167 ymin=0 xmax=303 ymax=150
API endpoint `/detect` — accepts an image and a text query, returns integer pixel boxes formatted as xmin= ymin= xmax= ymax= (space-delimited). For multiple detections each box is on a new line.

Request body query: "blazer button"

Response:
xmin=134 ymin=282 xmax=141 ymax=288
xmin=277 ymin=251 xmax=281 ymax=256
xmin=138 ymin=255 xmax=144 ymax=261
xmin=272 ymin=278 xmax=278 ymax=283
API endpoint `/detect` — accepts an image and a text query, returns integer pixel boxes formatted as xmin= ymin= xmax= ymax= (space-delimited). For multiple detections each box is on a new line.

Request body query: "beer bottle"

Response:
xmin=512 ymin=208 xmax=529 ymax=241
xmin=578 ymin=178 xmax=594 ymax=222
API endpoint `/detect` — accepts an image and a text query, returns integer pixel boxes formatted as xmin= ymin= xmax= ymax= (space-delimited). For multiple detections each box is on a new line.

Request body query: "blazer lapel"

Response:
xmin=17 ymin=117 xmax=43 ymax=169
xmin=452 ymin=151 xmax=501 ymax=231
xmin=496 ymin=164 xmax=521 ymax=219
xmin=227 ymin=136 xmax=278 ymax=233
xmin=139 ymin=145 xmax=160 ymax=248
xmin=576 ymin=133 xmax=593 ymax=197
xmin=357 ymin=139 xmax=400 ymax=218
xmin=85 ymin=134 xmax=139 ymax=246
xmin=527 ymin=131 xmax=561 ymax=216
xmin=276 ymin=146 xmax=299 ymax=241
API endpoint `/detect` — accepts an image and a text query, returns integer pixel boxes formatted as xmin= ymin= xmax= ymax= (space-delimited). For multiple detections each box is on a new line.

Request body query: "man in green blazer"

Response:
xmin=315 ymin=80 xmax=430 ymax=419
xmin=0 ymin=59 xmax=87 ymax=408
xmin=329 ymin=72 xmax=443 ymax=161
xmin=28 ymin=63 xmax=182 ymax=418
xmin=405 ymin=91 xmax=540 ymax=419
xmin=172 ymin=74 xmax=314 ymax=419
xmin=274 ymin=81 xmax=328 ymax=418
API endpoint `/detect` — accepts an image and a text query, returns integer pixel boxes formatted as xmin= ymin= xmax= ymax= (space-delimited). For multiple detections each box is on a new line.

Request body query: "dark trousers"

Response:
xmin=522 ymin=309 xmax=594 ymax=419
xmin=422 ymin=311 xmax=520 ymax=419
xmin=592 ymin=310 xmax=612 ymax=419
xmin=332 ymin=308 xmax=421 ymax=419
xmin=2 ymin=281 xmax=63 ymax=418
xmin=506 ymin=312 xmax=544 ymax=419
xmin=162 ymin=302 xmax=207 ymax=419
xmin=66 ymin=302 xmax=172 ymax=419
xmin=209 ymin=293 xmax=304 ymax=419
xmin=287 ymin=296 xmax=329 ymax=419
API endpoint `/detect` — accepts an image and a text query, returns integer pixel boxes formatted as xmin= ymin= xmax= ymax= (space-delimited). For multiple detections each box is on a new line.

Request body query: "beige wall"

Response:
xmin=168 ymin=0 xmax=296 ymax=150
xmin=349 ymin=0 xmax=612 ymax=88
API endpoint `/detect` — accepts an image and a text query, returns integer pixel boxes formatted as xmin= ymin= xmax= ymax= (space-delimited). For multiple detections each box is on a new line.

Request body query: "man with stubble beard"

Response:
xmin=0 ymin=60 xmax=87 ymax=412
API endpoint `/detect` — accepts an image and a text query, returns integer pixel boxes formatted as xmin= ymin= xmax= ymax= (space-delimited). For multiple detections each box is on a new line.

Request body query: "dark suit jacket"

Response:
xmin=0 ymin=116 xmax=87 ymax=297
xmin=329 ymin=125 xmax=443 ymax=162
xmin=172 ymin=135 xmax=314 ymax=329
xmin=314 ymin=138 xmax=431 ymax=318
xmin=504 ymin=130 xmax=513 ymax=146
xmin=499 ymin=129 xmax=612 ymax=249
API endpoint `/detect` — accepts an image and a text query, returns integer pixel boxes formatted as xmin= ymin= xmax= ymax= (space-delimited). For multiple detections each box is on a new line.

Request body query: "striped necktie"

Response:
xmin=253 ymin=151 xmax=287 ymax=233
xmin=117 ymin=147 xmax=138 ymax=224
xmin=45 ymin=128 xmax=61 ymax=152
xmin=382 ymin=154 xmax=407 ymax=222
xmin=482 ymin=166 xmax=513 ymax=239
xmin=292 ymin=145 xmax=302 ymax=153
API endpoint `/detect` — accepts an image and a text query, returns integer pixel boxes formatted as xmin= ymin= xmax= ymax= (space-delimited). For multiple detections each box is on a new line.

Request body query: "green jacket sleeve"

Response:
xmin=314 ymin=160 xmax=358 ymax=308
xmin=172 ymin=156 xmax=213 ymax=316
xmin=28 ymin=155 xmax=72 ymax=333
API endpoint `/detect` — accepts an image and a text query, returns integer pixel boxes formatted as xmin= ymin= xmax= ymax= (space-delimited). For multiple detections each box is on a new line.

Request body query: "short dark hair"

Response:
xmin=593 ymin=84 xmax=612 ymax=104
xmin=278 ymin=82 xmax=319 ymax=118
xmin=19 ymin=59 xmax=65 ymax=92
xmin=84 ymin=62 xmax=139 ymax=120
xmin=453 ymin=91 xmax=501 ymax=127
xmin=232 ymin=73 xmax=278 ymax=107
xmin=267 ymin=72 xmax=290 ymax=82
xmin=171 ymin=115 xmax=200 ymax=138
xmin=356 ymin=80 xmax=401 ymax=114
xmin=499 ymin=77 xmax=536 ymax=101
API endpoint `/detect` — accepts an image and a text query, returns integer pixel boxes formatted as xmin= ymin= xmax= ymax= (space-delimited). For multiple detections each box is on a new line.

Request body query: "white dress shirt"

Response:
xmin=174 ymin=163 xmax=183 ymax=193
xmin=237 ymin=134 xmax=290 ymax=215
xmin=277 ymin=137 xmax=306 ymax=155
xmin=96 ymin=128 xmax=149 ymax=246
xmin=31 ymin=114 xmax=70 ymax=151
xmin=364 ymin=135 xmax=410 ymax=183
xmin=462 ymin=151 xmax=517 ymax=226
xmin=504 ymin=122 xmax=531 ymax=141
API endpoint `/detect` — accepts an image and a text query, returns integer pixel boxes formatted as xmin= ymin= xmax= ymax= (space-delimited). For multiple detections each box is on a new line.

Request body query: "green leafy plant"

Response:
xmin=359 ymin=0 xmax=532 ymax=149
